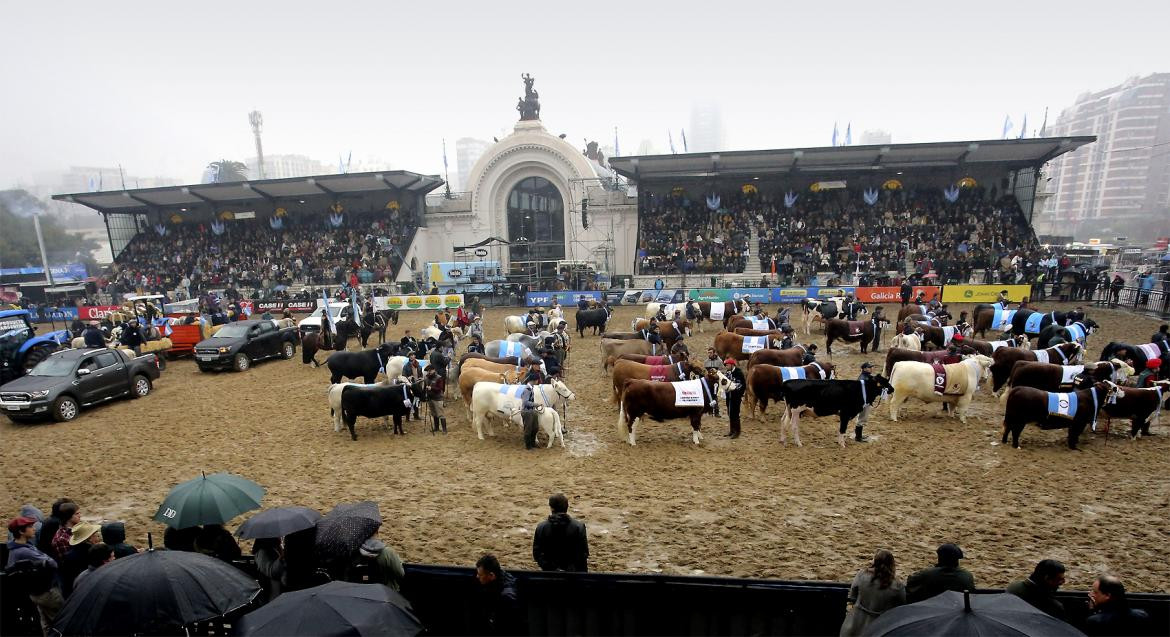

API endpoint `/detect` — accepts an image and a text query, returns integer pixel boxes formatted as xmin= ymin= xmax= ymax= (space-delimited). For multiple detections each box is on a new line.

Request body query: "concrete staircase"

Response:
xmin=742 ymin=229 xmax=762 ymax=278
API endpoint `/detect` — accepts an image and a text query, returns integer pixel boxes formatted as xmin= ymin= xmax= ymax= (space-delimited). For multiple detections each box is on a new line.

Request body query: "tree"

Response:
xmin=0 ymin=190 xmax=99 ymax=272
xmin=206 ymin=159 xmax=249 ymax=183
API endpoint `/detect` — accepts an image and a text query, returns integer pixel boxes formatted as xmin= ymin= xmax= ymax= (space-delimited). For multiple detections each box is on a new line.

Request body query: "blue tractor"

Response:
xmin=0 ymin=310 xmax=72 ymax=384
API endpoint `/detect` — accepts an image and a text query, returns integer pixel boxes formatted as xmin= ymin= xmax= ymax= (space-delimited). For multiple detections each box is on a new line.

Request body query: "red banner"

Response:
xmin=78 ymin=305 xmax=122 ymax=320
xmin=854 ymin=286 xmax=941 ymax=303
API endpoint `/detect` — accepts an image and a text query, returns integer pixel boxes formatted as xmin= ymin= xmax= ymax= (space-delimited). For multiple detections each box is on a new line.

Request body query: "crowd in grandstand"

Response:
xmin=101 ymin=209 xmax=416 ymax=301
xmin=637 ymin=194 xmax=750 ymax=275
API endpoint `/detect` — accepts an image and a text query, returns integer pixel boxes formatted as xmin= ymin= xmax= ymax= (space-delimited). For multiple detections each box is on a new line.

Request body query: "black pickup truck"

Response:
xmin=194 ymin=319 xmax=298 ymax=372
xmin=0 ymin=348 xmax=162 ymax=422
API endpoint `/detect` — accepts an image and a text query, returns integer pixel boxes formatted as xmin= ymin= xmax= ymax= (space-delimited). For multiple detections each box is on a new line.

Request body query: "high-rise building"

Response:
xmin=455 ymin=137 xmax=492 ymax=191
xmin=245 ymin=154 xmax=332 ymax=180
xmin=860 ymin=130 xmax=893 ymax=145
xmin=688 ymin=101 xmax=724 ymax=153
xmin=1041 ymin=73 xmax=1170 ymax=239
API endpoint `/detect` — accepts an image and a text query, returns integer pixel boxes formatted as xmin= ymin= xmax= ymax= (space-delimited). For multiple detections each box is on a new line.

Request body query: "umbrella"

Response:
xmin=234 ymin=581 xmax=423 ymax=636
xmin=236 ymin=506 xmax=322 ymax=540
xmin=154 ymin=472 xmax=266 ymax=529
xmin=315 ymin=501 xmax=382 ymax=562
xmin=1161 ymin=253 xmax=1170 ymax=261
xmin=53 ymin=549 xmax=261 ymax=636
xmin=862 ymin=591 xmax=1083 ymax=637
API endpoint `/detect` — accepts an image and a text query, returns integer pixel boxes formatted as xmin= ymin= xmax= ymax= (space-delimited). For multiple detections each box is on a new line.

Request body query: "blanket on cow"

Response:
xmin=1024 ymin=312 xmax=1045 ymax=334
xmin=644 ymin=355 xmax=667 ymax=365
xmin=1138 ymin=343 xmax=1163 ymax=361
xmin=1066 ymin=322 xmax=1088 ymax=344
xmin=847 ymin=321 xmax=866 ymax=337
xmin=649 ymin=365 xmax=670 ymax=381
xmin=1034 ymin=350 xmax=1050 ymax=364
xmin=673 ymin=379 xmax=708 ymax=407
xmin=751 ymin=319 xmax=773 ymax=330
xmin=709 ymin=303 xmax=725 ymax=321
xmin=499 ymin=341 xmax=526 ymax=358
xmin=990 ymin=340 xmax=1012 ymax=352
xmin=498 ymin=385 xmax=527 ymax=399
xmin=942 ymin=326 xmax=957 ymax=346
xmin=1061 ymin=365 xmax=1084 ymax=386
xmin=742 ymin=335 xmax=768 ymax=353
xmin=1047 ymin=392 xmax=1078 ymax=419
xmin=779 ymin=366 xmax=807 ymax=381
xmin=992 ymin=308 xmax=1017 ymax=332
xmin=931 ymin=362 xmax=971 ymax=396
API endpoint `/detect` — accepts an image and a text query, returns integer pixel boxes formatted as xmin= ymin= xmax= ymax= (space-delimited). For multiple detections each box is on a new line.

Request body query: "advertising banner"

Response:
xmin=78 ymin=305 xmax=122 ymax=320
xmin=941 ymin=284 xmax=1031 ymax=303
xmin=525 ymin=291 xmax=603 ymax=307
xmin=688 ymin=288 xmax=771 ymax=302
xmin=854 ymin=286 xmax=942 ymax=303
xmin=31 ymin=306 xmax=79 ymax=322
xmin=374 ymin=294 xmax=465 ymax=310
xmin=252 ymin=299 xmax=318 ymax=313
xmin=0 ymin=263 xmax=88 ymax=281
xmin=768 ymin=287 xmax=857 ymax=303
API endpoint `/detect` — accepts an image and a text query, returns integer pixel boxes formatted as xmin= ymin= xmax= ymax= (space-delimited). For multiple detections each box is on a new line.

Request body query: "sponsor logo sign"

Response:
xmin=525 ymin=291 xmax=602 ymax=307
xmin=941 ymin=284 xmax=1031 ymax=303
xmin=373 ymin=294 xmax=464 ymax=310
xmin=78 ymin=305 xmax=122 ymax=320
xmin=854 ymin=286 xmax=941 ymax=303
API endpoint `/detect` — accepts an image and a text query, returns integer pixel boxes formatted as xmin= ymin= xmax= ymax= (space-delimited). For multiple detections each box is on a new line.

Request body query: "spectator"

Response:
xmin=1151 ymin=324 xmax=1168 ymax=345
xmin=1006 ymin=559 xmax=1067 ymax=620
xmin=1084 ymin=574 xmax=1151 ymax=636
xmin=35 ymin=499 xmax=73 ymax=560
xmin=163 ymin=525 xmax=200 ymax=552
xmin=120 ymin=318 xmax=147 ymax=355
xmin=840 ymin=549 xmax=906 ymax=637
xmin=6 ymin=504 xmax=43 ymax=544
xmin=532 ymin=493 xmax=589 ymax=572
xmin=51 ymin=502 xmax=81 ymax=562
xmin=703 ymin=347 xmax=722 ymax=372
xmin=60 ymin=522 xmax=102 ymax=598
xmin=253 ymin=538 xmax=286 ymax=600
xmin=6 ymin=515 xmax=63 ymax=635
xmin=194 ymin=524 xmax=242 ymax=562
xmin=475 ymin=554 xmax=526 ymax=636
xmin=82 ymin=322 xmax=106 ymax=348
xmin=905 ymin=543 xmax=975 ymax=602
xmin=99 ymin=522 xmax=138 ymax=558
xmin=349 ymin=537 xmax=405 ymax=591
xmin=72 ymin=542 xmax=113 ymax=589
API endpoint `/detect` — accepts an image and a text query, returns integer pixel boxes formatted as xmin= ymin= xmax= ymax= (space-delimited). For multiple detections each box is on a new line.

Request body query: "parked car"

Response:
xmin=0 ymin=348 xmax=162 ymax=423
xmin=0 ymin=309 xmax=72 ymax=385
xmin=194 ymin=319 xmax=298 ymax=372
xmin=297 ymin=302 xmax=352 ymax=339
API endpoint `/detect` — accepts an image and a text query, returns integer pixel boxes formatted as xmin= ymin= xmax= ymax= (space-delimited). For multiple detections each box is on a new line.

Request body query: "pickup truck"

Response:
xmin=194 ymin=319 xmax=299 ymax=372
xmin=0 ymin=348 xmax=162 ymax=423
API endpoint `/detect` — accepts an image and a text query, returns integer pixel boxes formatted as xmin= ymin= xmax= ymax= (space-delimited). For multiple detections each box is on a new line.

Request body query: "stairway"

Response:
xmin=742 ymin=229 xmax=762 ymax=277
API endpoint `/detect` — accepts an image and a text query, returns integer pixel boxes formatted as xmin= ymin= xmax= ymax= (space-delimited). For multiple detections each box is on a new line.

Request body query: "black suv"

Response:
xmin=0 ymin=348 xmax=162 ymax=422
xmin=194 ymin=319 xmax=298 ymax=372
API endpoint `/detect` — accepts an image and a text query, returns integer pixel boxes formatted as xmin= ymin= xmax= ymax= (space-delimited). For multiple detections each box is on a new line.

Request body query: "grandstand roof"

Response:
xmin=52 ymin=170 xmax=444 ymax=214
xmin=607 ymin=137 xmax=1095 ymax=180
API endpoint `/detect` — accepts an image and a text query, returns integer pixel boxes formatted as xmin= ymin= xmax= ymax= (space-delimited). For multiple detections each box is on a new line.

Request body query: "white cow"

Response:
xmin=421 ymin=325 xmax=465 ymax=343
xmin=890 ymin=332 xmax=923 ymax=351
xmin=469 ymin=379 xmax=576 ymax=440
xmin=509 ymin=405 xmax=565 ymax=448
xmin=547 ymin=306 xmax=565 ymax=327
xmin=888 ymin=355 xmax=993 ymax=424
xmin=800 ymin=297 xmax=848 ymax=335
xmin=503 ymin=315 xmax=529 ymax=335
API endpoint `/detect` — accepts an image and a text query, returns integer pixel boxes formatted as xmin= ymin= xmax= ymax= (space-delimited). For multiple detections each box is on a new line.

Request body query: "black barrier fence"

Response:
xmin=1095 ymin=285 xmax=1170 ymax=319
xmin=6 ymin=562 xmax=1168 ymax=637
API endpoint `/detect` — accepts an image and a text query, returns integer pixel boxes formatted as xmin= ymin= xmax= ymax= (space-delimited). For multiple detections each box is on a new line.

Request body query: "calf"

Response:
xmin=990 ymin=342 xmax=1083 ymax=394
xmin=824 ymin=314 xmax=888 ymax=355
xmin=777 ymin=375 xmax=892 ymax=447
xmin=326 ymin=343 xmax=397 ymax=384
xmin=1101 ymin=380 xmax=1170 ymax=438
xmin=746 ymin=362 xmax=835 ymax=416
xmin=508 ymin=404 xmax=565 ymax=448
xmin=457 ymin=368 xmax=520 ymax=404
xmin=335 ymin=381 xmax=415 ymax=440
xmin=1001 ymin=382 xmax=1122 ymax=449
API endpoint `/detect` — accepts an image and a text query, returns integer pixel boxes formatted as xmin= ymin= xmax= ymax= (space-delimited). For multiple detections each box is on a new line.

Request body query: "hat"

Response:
xmin=936 ymin=543 xmax=965 ymax=561
xmin=1148 ymin=358 xmax=1162 ymax=370
xmin=7 ymin=516 xmax=37 ymax=533
xmin=860 ymin=362 xmax=873 ymax=370
xmin=952 ymin=334 xmax=964 ymax=342
xmin=359 ymin=538 xmax=385 ymax=558
xmin=723 ymin=358 xmax=737 ymax=366
xmin=69 ymin=522 xmax=102 ymax=546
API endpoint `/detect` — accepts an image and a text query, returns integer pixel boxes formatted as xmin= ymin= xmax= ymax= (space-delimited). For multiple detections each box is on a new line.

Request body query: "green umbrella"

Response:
xmin=153 ymin=471 xmax=265 ymax=529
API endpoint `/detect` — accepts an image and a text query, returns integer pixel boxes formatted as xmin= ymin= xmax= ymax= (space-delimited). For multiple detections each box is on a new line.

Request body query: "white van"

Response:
xmin=297 ymin=303 xmax=352 ymax=336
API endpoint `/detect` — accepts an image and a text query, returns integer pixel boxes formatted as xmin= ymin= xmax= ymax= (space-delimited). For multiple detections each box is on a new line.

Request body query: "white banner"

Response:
xmin=373 ymin=294 xmax=465 ymax=311
xmin=673 ymin=380 xmax=706 ymax=407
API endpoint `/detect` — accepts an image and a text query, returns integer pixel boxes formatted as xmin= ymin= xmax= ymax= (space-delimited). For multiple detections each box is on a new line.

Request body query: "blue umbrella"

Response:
xmin=153 ymin=472 xmax=265 ymax=529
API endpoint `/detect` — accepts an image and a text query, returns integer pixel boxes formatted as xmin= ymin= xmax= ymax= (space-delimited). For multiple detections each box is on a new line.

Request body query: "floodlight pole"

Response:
xmin=33 ymin=212 xmax=55 ymax=287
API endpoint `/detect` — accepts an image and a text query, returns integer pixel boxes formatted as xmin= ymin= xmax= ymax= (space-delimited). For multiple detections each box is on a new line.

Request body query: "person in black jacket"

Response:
xmin=723 ymin=359 xmax=746 ymax=439
xmin=82 ymin=323 xmax=106 ymax=348
xmin=1085 ymin=574 xmax=1151 ymax=636
xmin=119 ymin=318 xmax=146 ymax=355
xmin=475 ymin=554 xmax=526 ymax=636
xmin=532 ymin=493 xmax=589 ymax=572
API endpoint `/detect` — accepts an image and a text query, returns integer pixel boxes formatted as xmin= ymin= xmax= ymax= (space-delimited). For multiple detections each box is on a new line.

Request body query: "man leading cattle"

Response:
xmin=520 ymin=377 xmax=541 ymax=450
xmin=854 ymin=362 xmax=877 ymax=442
xmin=723 ymin=359 xmax=746 ymax=439
xmin=423 ymin=366 xmax=446 ymax=435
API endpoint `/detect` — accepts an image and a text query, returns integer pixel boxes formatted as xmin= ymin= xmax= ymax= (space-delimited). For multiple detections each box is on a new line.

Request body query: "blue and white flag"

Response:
xmin=741 ymin=335 xmax=768 ymax=353
xmin=1047 ymin=392 xmax=1077 ymax=419
xmin=832 ymin=122 xmax=839 ymax=147
xmin=668 ymin=130 xmax=676 ymax=154
xmin=501 ymin=341 xmax=525 ymax=358
xmin=1018 ymin=114 xmax=1027 ymax=139
xmin=845 ymin=122 xmax=852 ymax=146
xmin=152 ymin=317 xmax=173 ymax=337
xmin=680 ymin=129 xmax=688 ymax=153
xmin=322 ymin=290 xmax=337 ymax=333
xmin=1001 ymin=114 xmax=1014 ymax=139
xmin=351 ymin=293 xmax=362 ymax=328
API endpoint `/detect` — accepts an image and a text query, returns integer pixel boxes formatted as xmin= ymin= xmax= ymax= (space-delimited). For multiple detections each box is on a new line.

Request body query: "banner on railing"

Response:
xmin=941 ymin=284 xmax=1031 ymax=303
xmin=77 ymin=305 xmax=122 ymax=320
xmin=525 ymin=291 xmax=603 ymax=307
xmin=252 ymin=300 xmax=319 ymax=313
xmin=853 ymin=286 xmax=942 ymax=303
xmin=375 ymin=294 xmax=464 ymax=310
xmin=769 ymin=287 xmax=857 ymax=303
xmin=688 ymin=287 xmax=771 ymax=302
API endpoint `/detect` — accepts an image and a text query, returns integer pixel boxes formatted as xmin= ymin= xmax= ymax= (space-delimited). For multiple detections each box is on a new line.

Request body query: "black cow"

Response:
xmin=776 ymin=375 xmax=892 ymax=447
xmin=1098 ymin=341 xmax=1170 ymax=374
xmin=338 ymin=381 xmax=415 ymax=440
xmin=1036 ymin=319 xmax=1099 ymax=349
xmin=575 ymin=305 xmax=612 ymax=337
xmin=326 ymin=343 xmax=398 ymax=384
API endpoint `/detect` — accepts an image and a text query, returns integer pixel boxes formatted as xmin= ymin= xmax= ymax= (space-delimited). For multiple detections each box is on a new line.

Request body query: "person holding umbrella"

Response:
xmin=839 ymin=549 xmax=906 ymax=637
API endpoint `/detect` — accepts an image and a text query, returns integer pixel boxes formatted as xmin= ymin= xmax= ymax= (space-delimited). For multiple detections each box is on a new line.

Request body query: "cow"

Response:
xmin=825 ymin=312 xmax=890 ymax=355
xmin=631 ymin=319 xmax=691 ymax=347
xmin=1002 ymin=360 xmax=1133 ymax=399
xmin=325 ymin=343 xmax=398 ymax=384
xmin=1098 ymin=341 xmax=1170 ymax=373
xmin=458 ymin=367 xmax=521 ymax=404
xmin=610 ymin=359 xmax=706 ymax=403
xmin=485 ymin=339 xmax=533 ymax=361
xmin=645 ymin=300 xmax=709 ymax=331
xmin=747 ymin=346 xmax=808 ymax=371
xmin=883 ymin=347 xmax=960 ymax=377
xmin=733 ymin=327 xmax=786 ymax=338
xmin=503 ymin=315 xmax=530 ymax=335
xmin=301 ymin=331 xmax=338 ymax=367
xmin=575 ymin=305 xmax=612 ymax=337
xmin=726 ymin=316 xmax=782 ymax=333
xmin=601 ymin=338 xmax=655 ymax=371
xmin=888 ymin=355 xmax=994 ymax=424
xmin=1001 ymin=382 xmax=1123 ymax=449
xmin=658 ymin=299 xmax=749 ymax=331
xmin=801 ymin=297 xmax=867 ymax=334
xmin=990 ymin=342 xmax=1083 ymax=394
xmin=507 ymin=404 xmax=566 ymax=448
xmin=907 ymin=321 xmax=969 ymax=350
xmin=714 ymin=332 xmax=781 ymax=362
xmin=896 ymin=303 xmax=936 ymax=324
xmin=776 ymin=375 xmax=893 ymax=447
xmin=890 ymin=330 xmax=922 ymax=351
xmin=616 ymin=370 xmax=733 ymax=445
xmin=1035 ymin=319 xmax=1099 ymax=349
xmin=957 ymin=335 xmax=1030 ymax=357
xmin=469 ymin=379 xmax=576 ymax=440
xmin=332 ymin=380 xmax=415 ymax=441
xmin=505 ymin=331 xmax=552 ymax=351
xmin=1100 ymin=380 xmax=1170 ymax=438
xmin=973 ymin=306 xmax=1089 ymax=339
xmin=745 ymin=361 xmax=835 ymax=416
xmin=605 ymin=352 xmax=688 ymax=371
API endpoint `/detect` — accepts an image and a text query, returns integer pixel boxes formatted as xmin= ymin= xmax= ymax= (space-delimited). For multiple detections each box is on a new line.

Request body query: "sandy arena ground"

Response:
xmin=2 ymin=301 xmax=1168 ymax=593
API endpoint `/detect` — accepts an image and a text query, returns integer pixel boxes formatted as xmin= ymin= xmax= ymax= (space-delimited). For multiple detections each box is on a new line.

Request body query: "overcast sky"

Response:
xmin=2 ymin=1 xmax=1168 ymax=189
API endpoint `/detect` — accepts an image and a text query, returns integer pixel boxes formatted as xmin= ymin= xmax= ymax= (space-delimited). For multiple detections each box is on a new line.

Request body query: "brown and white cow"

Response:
xmin=989 ymin=342 xmax=1083 ymax=394
xmin=745 ymin=361 xmax=835 ymax=416
xmin=888 ymin=355 xmax=993 ymax=424
xmin=457 ymin=367 xmax=522 ymax=404
xmin=600 ymin=338 xmax=655 ymax=372
xmin=1002 ymin=359 xmax=1133 ymax=400
xmin=632 ymin=318 xmax=692 ymax=341
xmin=610 ymin=359 xmax=705 ymax=403
xmin=825 ymin=311 xmax=890 ymax=355
xmin=1001 ymin=382 xmax=1123 ymax=449
xmin=747 ymin=346 xmax=808 ymax=371
xmin=714 ymin=332 xmax=781 ymax=362
xmin=616 ymin=370 xmax=733 ymax=445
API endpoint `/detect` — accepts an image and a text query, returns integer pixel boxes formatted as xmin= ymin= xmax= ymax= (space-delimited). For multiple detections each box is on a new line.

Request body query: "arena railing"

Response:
xmin=1094 ymin=286 xmax=1170 ymax=319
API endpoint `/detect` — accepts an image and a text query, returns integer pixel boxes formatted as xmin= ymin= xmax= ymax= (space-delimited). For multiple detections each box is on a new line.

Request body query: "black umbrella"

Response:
xmin=236 ymin=506 xmax=322 ymax=539
xmin=234 ymin=581 xmax=422 ymax=636
xmin=52 ymin=549 xmax=261 ymax=636
xmin=862 ymin=591 xmax=1083 ymax=637
xmin=315 ymin=501 xmax=382 ymax=561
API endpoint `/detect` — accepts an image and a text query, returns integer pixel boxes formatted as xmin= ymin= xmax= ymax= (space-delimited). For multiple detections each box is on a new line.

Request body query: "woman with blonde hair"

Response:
xmin=840 ymin=549 xmax=906 ymax=636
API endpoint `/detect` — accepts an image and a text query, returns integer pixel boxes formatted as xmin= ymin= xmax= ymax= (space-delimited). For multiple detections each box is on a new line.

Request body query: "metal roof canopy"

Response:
xmin=52 ymin=170 xmax=445 ymax=214
xmin=607 ymin=137 xmax=1095 ymax=181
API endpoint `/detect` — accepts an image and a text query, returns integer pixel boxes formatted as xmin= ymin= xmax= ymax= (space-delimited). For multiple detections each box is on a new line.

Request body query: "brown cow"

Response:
xmin=990 ymin=342 xmax=1083 ymax=394
xmin=896 ymin=303 xmax=932 ymax=324
xmin=1003 ymin=359 xmax=1133 ymax=399
xmin=460 ymin=358 xmax=528 ymax=377
xmin=733 ymin=327 xmax=786 ymax=338
xmin=1002 ymin=382 xmax=1122 ymax=449
xmin=600 ymin=338 xmax=655 ymax=372
xmin=726 ymin=316 xmax=781 ymax=332
xmin=714 ymin=332 xmax=781 ymax=362
xmin=907 ymin=321 xmax=966 ymax=349
xmin=883 ymin=347 xmax=960 ymax=377
xmin=633 ymin=318 xmax=692 ymax=341
xmin=610 ymin=359 xmax=705 ymax=403
xmin=747 ymin=346 xmax=808 ymax=371
xmin=1101 ymin=380 xmax=1170 ymax=437
xmin=958 ymin=334 xmax=1029 ymax=356
xmin=616 ymin=370 xmax=733 ymax=445
xmin=825 ymin=312 xmax=890 ymax=355
xmin=605 ymin=352 xmax=688 ymax=372
xmin=457 ymin=367 xmax=521 ymax=404
xmin=745 ymin=362 xmax=836 ymax=416
xmin=459 ymin=351 xmax=542 ymax=368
